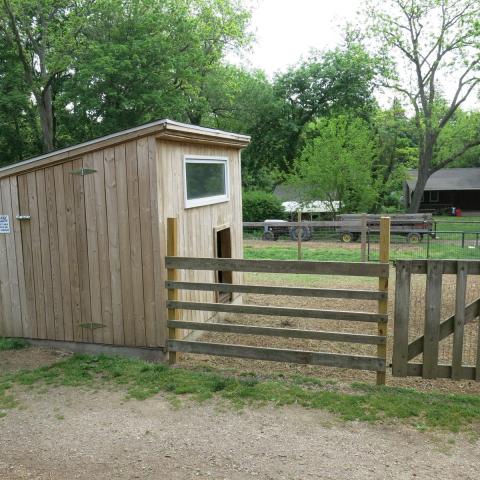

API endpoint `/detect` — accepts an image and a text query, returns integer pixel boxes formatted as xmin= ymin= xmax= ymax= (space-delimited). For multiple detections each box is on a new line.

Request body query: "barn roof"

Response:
xmin=0 ymin=119 xmax=250 ymax=179
xmin=406 ymin=168 xmax=480 ymax=191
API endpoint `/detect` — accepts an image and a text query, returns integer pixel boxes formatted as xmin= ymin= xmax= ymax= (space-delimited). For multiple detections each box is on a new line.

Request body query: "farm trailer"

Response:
xmin=337 ymin=213 xmax=435 ymax=243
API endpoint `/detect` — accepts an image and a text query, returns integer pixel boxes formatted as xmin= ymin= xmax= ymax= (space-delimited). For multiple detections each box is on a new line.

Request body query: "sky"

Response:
xmin=238 ymin=0 xmax=364 ymax=77
xmin=232 ymin=0 xmax=479 ymax=110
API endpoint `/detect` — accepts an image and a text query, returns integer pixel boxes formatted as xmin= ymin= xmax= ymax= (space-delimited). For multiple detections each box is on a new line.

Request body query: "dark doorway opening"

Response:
xmin=216 ymin=227 xmax=232 ymax=303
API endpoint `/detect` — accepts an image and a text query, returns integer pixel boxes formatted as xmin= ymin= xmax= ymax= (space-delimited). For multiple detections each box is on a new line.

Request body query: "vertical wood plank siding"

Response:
xmin=0 ymin=135 xmax=243 ymax=348
xmin=83 ymin=153 xmax=103 ymax=344
xmin=157 ymin=140 xmax=243 ymax=331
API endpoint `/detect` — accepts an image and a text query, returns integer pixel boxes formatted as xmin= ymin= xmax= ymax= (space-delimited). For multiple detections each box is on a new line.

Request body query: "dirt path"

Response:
xmin=1 ymin=382 xmax=479 ymax=480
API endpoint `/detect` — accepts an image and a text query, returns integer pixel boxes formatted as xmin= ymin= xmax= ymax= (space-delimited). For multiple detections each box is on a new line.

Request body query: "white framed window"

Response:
xmin=429 ymin=191 xmax=439 ymax=203
xmin=184 ymin=156 xmax=229 ymax=208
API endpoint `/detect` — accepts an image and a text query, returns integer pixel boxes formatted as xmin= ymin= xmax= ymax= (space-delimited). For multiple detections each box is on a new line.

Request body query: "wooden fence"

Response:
xmin=166 ymin=217 xmax=391 ymax=384
xmin=392 ymin=260 xmax=480 ymax=380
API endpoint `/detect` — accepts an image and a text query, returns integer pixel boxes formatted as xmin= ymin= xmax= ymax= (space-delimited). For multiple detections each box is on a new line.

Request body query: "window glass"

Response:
xmin=184 ymin=158 xmax=229 ymax=207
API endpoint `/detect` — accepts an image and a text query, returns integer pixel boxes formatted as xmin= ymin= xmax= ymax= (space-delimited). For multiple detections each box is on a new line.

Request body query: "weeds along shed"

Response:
xmin=0 ymin=120 xmax=250 ymax=357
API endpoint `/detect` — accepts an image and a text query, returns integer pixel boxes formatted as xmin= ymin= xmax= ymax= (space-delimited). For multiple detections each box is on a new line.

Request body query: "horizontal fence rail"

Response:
xmin=167 ymin=320 xmax=387 ymax=345
xmin=399 ymin=259 xmax=480 ymax=275
xmin=168 ymin=340 xmax=386 ymax=372
xmin=165 ymin=280 xmax=387 ymax=300
xmin=166 ymin=300 xmax=388 ymax=323
xmin=165 ymin=256 xmax=389 ymax=277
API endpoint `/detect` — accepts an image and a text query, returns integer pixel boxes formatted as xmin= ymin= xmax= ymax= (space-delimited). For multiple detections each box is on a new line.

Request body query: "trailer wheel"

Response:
xmin=289 ymin=226 xmax=311 ymax=241
xmin=407 ymin=232 xmax=422 ymax=244
xmin=262 ymin=230 xmax=276 ymax=241
xmin=340 ymin=232 xmax=354 ymax=243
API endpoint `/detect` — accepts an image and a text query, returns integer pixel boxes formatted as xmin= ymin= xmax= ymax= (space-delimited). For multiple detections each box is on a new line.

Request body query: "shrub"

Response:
xmin=242 ymin=190 xmax=286 ymax=222
xmin=0 ymin=338 xmax=29 ymax=351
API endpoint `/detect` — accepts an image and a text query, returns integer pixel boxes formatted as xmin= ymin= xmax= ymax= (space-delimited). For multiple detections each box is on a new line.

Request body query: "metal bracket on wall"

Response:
xmin=71 ymin=168 xmax=97 ymax=176
xmin=79 ymin=322 xmax=106 ymax=330
xmin=15 ymin=215 xmax=31 ymax=221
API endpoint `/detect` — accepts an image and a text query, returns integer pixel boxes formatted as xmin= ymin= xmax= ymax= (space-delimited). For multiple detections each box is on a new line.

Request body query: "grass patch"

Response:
xmin=1 ymin=354 xmax=480 ymax=432
xmin=0 ymin=338 xmax=29 ymax=351
xmin=245 ymin=238 xmax=480 ymax=262
xmin=245 ymin=244 xmax=362 ymax=262
xmin=434 ymin=216 xmax=480 ymax=233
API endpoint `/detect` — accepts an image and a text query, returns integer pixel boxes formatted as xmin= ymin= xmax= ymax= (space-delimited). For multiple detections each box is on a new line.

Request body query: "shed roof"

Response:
xmin=406 ymin=168 xmax=480 ymax=191
xmin=0 ymin=119 xmax=250 ymax=179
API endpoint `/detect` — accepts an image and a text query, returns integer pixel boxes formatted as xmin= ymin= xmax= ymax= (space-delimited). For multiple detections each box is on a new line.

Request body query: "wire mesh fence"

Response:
xmin=243 ymin=223 xmax=366 ymax=262
xmin=241 ymin=221 xmax=480 ymax=377
xmin=243 ymin=222 xmax=480 ymax=262
xmin=407 ymin=273 xmax=480 ymax=367
xmin=367 ymin=230 xmax=480 ymax=261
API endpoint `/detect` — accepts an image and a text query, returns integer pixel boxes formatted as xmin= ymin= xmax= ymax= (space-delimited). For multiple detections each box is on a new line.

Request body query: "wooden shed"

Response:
xmin=0 ymin=120 xmax=250 ymax=358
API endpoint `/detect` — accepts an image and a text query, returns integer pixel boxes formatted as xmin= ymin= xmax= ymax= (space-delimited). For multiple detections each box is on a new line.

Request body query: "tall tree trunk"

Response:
xmin=408 ymin=140 xmax=434 ymax=213
xmin=35 ymin=87 xmax=54 ymax=152
xmin=408 ymin=171 xmax=427 ymax=212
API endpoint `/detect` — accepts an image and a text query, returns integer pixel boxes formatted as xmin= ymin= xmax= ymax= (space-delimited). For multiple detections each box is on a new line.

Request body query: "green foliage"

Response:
xmin=237 ymin=42 xmax=378 ymax=188
xmin=434 ymin=110 xmax=480 ymax=169
xmin=2 ymin=354 xmax=480 ymax=431
xmin=288 ymin=115 xmax=379 ymax=212
xmin=363 ymin=0 xmax=480 ymax=212
xmin=0 ymin=0 xmax=252 ymax=161
xmin=242 ymin=190 xmax=286 ymax=222
xmin=0 ymin=338 xmax=28 ymax=351
xmin=371 ymin=100 xmax=418 ymax=211
xmin=56 ymin=0 xmax=250 ymax=143
xmin=0 ymin=21 xmax=40 ymax=165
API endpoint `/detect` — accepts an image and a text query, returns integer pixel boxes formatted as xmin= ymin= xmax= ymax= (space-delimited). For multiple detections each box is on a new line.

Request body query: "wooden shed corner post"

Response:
xmin=377 ymin=216 xmax=391 ymax=385
xmin=167 ymin=217 xmax=179 ymax=365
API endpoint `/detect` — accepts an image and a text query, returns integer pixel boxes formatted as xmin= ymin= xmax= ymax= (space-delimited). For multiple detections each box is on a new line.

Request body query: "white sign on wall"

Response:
xmin=0 ymin=215 xmax=10 ymax=234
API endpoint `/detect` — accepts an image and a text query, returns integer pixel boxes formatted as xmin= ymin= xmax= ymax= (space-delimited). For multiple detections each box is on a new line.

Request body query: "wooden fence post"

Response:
xmin=360 ymin=213 xmax=367 ymax=262
xmin=476 ymin=311 xmax=480 ymax=381
xmin=297 ymin=210 xmax=302 ymax=260
xmin=452 ymin=261 xmax=467 ymax=380
xmin=423 ymin=260 xmax=443 ymax=379
xmin=392 ymin=261 xmax=411 ymax=377
xmin=167 ymin=217 xmax=179 ymax=365
xmin=377 ymin=216 xmax=390 ymax=385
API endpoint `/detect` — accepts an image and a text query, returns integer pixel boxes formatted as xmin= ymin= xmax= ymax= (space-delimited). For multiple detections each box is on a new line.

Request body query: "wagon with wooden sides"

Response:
xmin=337 ymin=213 xmax=435 ymax=243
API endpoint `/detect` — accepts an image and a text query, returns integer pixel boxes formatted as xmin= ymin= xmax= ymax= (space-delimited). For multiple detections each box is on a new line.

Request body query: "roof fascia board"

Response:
xmin=0 ymin=120 xmax=250 ymax=179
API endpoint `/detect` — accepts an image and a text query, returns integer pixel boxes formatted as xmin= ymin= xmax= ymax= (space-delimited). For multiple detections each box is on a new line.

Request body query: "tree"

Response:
xmin=0 ymin=0 xmax=251 ymax=157
xmin=0 ymin=0 xmax=93 ymax=152
xmin=221 ymin=42 xmax=378 ymax=191
xmin=270 ymin=43 xmax=378 ymax=172
xmin=55 ymin=0 xmax=250 ymax=144
xmin=288 ymin=115 xmax=379 ymax=213
xmin=0 ymin=39 xmax=39 ymax=165
xmin=372 ymin=99 xmax=418 ymax=211
xmin=365 ymin=0 xmax=480 ymax=212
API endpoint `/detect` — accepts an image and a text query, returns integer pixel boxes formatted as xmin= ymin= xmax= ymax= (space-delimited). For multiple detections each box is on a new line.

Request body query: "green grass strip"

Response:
xmin=1 ymin=354 xmax=480 ymax=432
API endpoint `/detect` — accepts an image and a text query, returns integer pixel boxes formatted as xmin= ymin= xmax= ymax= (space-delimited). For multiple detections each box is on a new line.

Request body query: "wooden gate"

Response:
xmin=392 ymin=260 xmax=480 ymax=380
xmin=166 ymin=218 xmax=391 ymax=385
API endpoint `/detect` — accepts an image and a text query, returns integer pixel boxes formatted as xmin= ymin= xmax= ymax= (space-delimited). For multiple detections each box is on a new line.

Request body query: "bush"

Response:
xmin=0 ymin=338 xmax=29 ymax=351
xmin=242 ymin=190 xmax=286 ymax=222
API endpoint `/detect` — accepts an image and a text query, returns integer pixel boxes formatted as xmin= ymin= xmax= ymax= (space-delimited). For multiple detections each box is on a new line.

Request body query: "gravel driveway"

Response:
xmin=1 ymin=384 xmax=479 ymax=480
